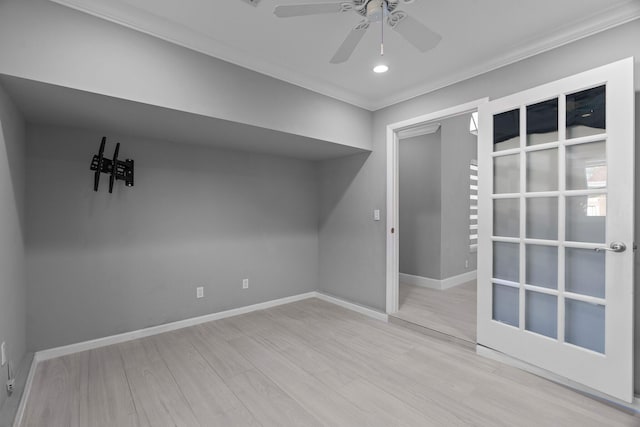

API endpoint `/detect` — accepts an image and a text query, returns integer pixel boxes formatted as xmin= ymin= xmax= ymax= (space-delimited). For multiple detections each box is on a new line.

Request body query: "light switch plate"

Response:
xmin=1 ymin=342 xmax=6 ymax=366
xmin=374 ymin=209 xmax=381 ymax=221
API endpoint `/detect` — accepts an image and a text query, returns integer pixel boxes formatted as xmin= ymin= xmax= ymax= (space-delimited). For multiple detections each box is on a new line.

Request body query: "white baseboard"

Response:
xmin=477 ymin=345 xmax=640 ymax=414
xmin=314 ymin=292 xmax=389 ymax=322
xmin=400 ymin=270 xmax=477 ymax=290
xmin=35 ymin=290 xmax=388 ymax=362
xmin=35 ymin=291 xmax=317 ymax=362
xmin=399 ymin=273 xmax=441 ymax=289
xmin=12 ymin=356 xmax=37 ymax=427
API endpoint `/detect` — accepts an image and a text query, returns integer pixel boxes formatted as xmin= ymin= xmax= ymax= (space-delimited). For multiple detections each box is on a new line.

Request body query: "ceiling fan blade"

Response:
xmin=274 ymin=2 xmax=353 ymax=18
xmin=388 ymin=11 xmax=441 ymax=52
xmin=330 ymin=20 xmax=369 ymax=64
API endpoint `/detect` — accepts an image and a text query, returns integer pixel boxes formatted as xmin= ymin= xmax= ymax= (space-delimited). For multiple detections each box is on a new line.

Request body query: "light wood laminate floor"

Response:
xmin=21 ymin=298 xmax=639 ymax=426
xmin=394 ymin=281 xmax=477 ymax=343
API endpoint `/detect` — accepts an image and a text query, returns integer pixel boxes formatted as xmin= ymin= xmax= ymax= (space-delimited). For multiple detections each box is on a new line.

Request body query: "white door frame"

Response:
xmin=385 ymin=98 xmax=489 ymax=314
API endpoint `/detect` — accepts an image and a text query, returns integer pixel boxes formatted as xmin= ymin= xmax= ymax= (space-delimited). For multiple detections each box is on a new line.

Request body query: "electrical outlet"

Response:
xmin=1 ymin=342 xmax=6 ymax=367
xmin=6 ymin=378 xmax=14 ymax=394
xmin=465 ymin=260 xmax=469 ymax=268
xmin=196 ymin=286 xmax=204 ymax=299
xmin=242 ymin=279 xmax=249 ymax=289
xmin=373 ymin=209 xmax=381 ymax=221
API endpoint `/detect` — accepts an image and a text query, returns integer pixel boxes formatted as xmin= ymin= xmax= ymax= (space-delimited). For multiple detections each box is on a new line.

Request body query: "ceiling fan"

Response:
xmin=274 ymin=0 xmax=441 ymax=64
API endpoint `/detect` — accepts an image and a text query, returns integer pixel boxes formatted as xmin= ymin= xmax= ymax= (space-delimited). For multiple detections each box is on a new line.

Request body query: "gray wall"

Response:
xmin=399 ymin=132 xmax=442 ymax=279
xmin=0 ymin=84 xmax=26 ymax=410
xmin=317 ymin=19 xmax=640 ymax=392
xmin=26 ymin=125 xmax=319 ymax=351
xmin=317 ymin=153 xmax=376 ymax=306
xmin=0 ymin=0 xmax=371 ymax=151
xmin=440 ymin=114 xmax=478 ymax=278
xmin=398 ymin=115 xmax=478 ymax=280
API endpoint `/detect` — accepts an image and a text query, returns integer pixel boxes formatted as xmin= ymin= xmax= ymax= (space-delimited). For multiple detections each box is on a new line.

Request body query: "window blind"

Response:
xmin=470 ymin=160 xmax=478 ymax=252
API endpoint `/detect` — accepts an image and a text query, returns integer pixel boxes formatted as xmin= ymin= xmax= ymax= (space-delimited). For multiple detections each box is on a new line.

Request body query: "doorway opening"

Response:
xmin=385 ymin=99 xmax=488 ymax=344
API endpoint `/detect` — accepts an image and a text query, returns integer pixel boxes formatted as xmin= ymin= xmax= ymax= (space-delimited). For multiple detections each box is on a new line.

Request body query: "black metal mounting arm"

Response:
xmin=90 ymin=137 xmax=134 ymax=193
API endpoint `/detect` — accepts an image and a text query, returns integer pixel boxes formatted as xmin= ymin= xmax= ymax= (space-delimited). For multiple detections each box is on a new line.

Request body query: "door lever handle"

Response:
xmin=594 ymin=242 xmax=627 ymax=253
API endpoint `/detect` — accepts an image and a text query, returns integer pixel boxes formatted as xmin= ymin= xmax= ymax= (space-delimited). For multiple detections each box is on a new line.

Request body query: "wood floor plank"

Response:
xmin=21 ymin=352 xmax=88 ymax=427
xmin=79 ymin=345 xmax=138 ymax=427
xmin=225 ymin=369 xmax=321 ymax=427
xmin=117 ymin=338 xmax=201 ymax=427
xmin=20 ymin=298 xmax=640 ymax=427
xmin=263 ymin=306 xmax=481 ymax=425
xmin=150 ymin=329 xmax=260 ymax=426
xmin=187 ymin=323 xmax=253 ymax=380
xmin=336 ymin=377 xmax=439 ymax=427
xmin=227 ymin=334 xmax=388 ymax=427
xmin=395 ymin=281 xmax=477 ymax=342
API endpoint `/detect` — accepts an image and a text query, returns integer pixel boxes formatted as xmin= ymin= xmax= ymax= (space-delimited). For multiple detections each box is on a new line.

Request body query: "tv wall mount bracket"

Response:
xmin=90 ymin=137 xmax=134 ymax=193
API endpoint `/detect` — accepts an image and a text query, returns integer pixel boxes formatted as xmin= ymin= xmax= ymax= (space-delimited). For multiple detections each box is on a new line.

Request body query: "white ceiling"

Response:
xmin=1 ymin=75 xmax=366 ymax=160
xmin=49 ymin=0 xmax=640 ymax=110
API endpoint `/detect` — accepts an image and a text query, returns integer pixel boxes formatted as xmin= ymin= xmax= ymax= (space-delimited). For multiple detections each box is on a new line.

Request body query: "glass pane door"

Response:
xmin=477 ymin=58 xmax=634 ymax=403
xmin=491 ymin=85 xmax=610 ymax=350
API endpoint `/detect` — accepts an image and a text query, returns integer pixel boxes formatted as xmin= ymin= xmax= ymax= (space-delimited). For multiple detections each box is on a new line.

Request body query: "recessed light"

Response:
xmin=373 ymin=64 xmax=389 ymax=73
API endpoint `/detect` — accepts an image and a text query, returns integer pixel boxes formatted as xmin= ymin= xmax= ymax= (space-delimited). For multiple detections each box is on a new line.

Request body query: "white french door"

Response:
xmin=477 ymin=58 xmax=635 ymax=402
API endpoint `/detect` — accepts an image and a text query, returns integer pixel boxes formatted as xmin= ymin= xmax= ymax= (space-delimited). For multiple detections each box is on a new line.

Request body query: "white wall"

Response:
xmin=0 ymin=0 xmax=372 ymax=151
xmin=26 ymin=125 xmax=320 ymax=351
xmin=318 ymin=19 xmax=640 ymax=392
xmin=0 ymin=84 xmax=26 ymax=411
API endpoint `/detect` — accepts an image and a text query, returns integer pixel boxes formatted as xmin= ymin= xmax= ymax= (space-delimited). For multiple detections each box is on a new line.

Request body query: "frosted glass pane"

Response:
xmin=525 ymin=245 xmax=557 ymax=290
xmin=493 ymin=242 xmax=519 ymax=282
xmin=526 ymin=197 xmax=558 ymax=240
xmin=493 ymin=284 xmax=519 ymax=327
xmin=527 ymin=149 xmax=558 ymax=192
xmin=527 ymin=98 xmax=558 ymax=146
xmin=566 ymin=86 xmax=606 ymax=140
xmin=525 ymin=291 xmax=557 ymax=339
xmin=493 ymin=199 xmax=519 ymax=237
xmin=565 ymin=299 xmax=605 ymax=353
xmin=566 ymin=195 xmax=606 ymax=243
xmin=566 ymin=141 xmax=606 ymax=190
xmin=494 ymin=155 xmax=520 ymax=194
xmin=565 ymin=248 xmax=605 ymax=298
xmin=494 ymin=109 xmax=520 ymax=151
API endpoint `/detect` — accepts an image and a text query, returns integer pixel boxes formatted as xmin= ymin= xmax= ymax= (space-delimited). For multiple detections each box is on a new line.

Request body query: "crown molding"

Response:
xmin=50 ymin=0 xmax=640 ymax=112
xmin=396 ymin=122 xmax=440 ymax=139
xmin=371 ymin=0 xmax=640 ymax=110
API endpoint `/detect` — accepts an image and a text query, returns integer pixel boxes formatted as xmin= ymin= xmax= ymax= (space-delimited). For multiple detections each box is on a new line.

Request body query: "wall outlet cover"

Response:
xmin=196 ymin=286 xmax=204 ymax=299
xmin=242 ymin=279 xmax=249 ymax=289
xmin=0 ymin=342 xmax=6 ymax=366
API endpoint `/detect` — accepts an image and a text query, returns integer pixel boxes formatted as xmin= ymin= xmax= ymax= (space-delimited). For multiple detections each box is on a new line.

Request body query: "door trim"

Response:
xmin=385 ymin=98 xmax=489 ymax=314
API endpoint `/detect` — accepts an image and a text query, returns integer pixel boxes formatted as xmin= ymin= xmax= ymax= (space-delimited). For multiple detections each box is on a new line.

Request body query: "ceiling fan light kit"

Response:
xmin=274 ymin=0 xmax=441 ymax=64
xmin=373 ymin=64 xmax=389 ymax=73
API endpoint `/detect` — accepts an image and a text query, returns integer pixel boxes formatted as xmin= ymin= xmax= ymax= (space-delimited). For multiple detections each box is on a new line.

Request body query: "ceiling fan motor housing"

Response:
xmin=356 ymin=0 xmax=398 ymax=20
